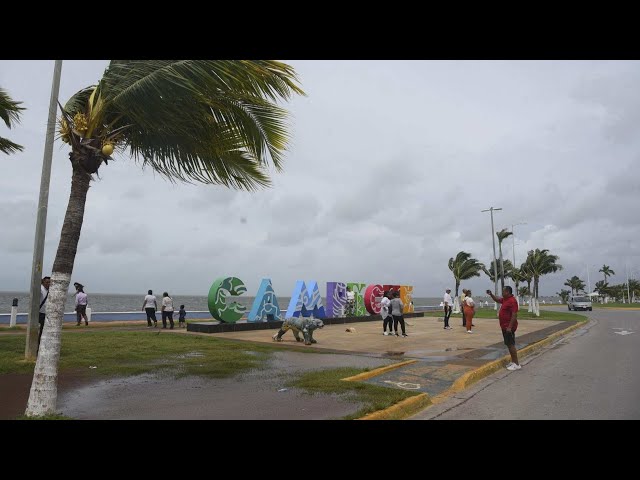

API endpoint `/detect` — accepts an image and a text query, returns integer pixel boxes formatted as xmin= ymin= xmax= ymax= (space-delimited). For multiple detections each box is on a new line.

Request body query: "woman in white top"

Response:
xmin=464 ymin=290 xmax=476 ymax=333
xmin=142 ymin=290 xmax=158 ymax=327
xmin=161 ymin=292 xmax=175 ymax=329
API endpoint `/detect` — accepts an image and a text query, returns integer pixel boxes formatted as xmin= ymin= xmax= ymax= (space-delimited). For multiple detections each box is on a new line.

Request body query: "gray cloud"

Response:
xmin=1 ymin=60 xmax=639 ymax=299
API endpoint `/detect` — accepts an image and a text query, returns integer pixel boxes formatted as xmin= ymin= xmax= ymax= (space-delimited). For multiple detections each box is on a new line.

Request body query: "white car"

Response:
xmin=568 ymin=295 xmax=592 ymax=311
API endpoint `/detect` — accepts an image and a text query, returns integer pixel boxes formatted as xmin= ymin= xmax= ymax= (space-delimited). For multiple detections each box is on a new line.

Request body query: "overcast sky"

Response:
xmin=0 ymin=60 xmax=638 ymax=297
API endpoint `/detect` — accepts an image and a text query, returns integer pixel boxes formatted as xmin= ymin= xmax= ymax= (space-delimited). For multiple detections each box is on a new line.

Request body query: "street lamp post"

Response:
xmin=626 ymin=264 xmax=631 ymax=304
xmin=25 ymin=60 xmax=62 ymax=360
xmin=482 ymin=207 xmax=502 ymax=299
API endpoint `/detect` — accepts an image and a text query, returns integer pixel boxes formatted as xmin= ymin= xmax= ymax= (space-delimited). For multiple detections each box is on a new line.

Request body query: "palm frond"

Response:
xmin=71 ymin=60 xmax=305 ymax=186
xmin=63 ymin=85 xmax=96 ymax=115
xmin=0 ymin=87 xmax=25 ymax=128
xmin=0 ymin=136 xmax=24 ymax=154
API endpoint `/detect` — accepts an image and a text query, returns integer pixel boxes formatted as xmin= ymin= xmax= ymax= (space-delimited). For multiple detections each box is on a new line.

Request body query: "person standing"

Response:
xmin=74 ymin=283 xmax=89 ymax=326
xmin=460 ymin=289 xmax=468 ymax=326
xmin=142 ymin=290 xmax=158 ymax=327
xmin=178 ymin=304 xmax=187 ymax=328
xmin=464 ymin=290 xmax=476 ymax=333
xmin=443 ymin=288 xmax=453 ymax=330
xmin=38 ymin=276 xmax=51 ymax=347
xmin=391 ymin=290 xmax=407 ymax=337
xmin=161 ymin=292 xmax=175 ymax=329
xmin=487 ymin=286 xmax=521 ymax=370
xmin=380 ymin=290 xmax=393 ymax=335
xmin=346 ymin=286 xmax=356 ymax=316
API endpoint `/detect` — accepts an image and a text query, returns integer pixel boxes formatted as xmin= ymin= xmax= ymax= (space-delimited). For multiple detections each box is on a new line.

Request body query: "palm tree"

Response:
xmin=563 ymin=276 xmax=586 ymax=295
xmin=482 ymin=259 xmax=513 ymax=285
xmin=496 ymin=228 xmax=513 ymax=291
xmin=519 ymin=262 xmax=533 ymax=296
xmin=0 ymin=87 xmax=25 ymax=154
xmin=509 ymin=267 xmax=526 ymax=298
xmin=594 ymin=280 xmax=609 ymax=301
xmin=448 ymin=252 xmax=484 ymax=297
xmin=599 ymin=265 xmax=615 ymax=284
xmin=557 ymin=289 xmax=571 ymax=303
xmin=524 ymin=249 xmax=563 ymax=299
xmin=26 ymin=60 xmax=305 ymax=417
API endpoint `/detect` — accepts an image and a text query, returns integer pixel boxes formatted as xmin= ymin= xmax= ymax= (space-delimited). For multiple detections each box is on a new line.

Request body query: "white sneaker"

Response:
xmin=467 ymin=330 xmax=473 ymax=334
xmin=383 ymin=332 xmax=389 ymax=336
xmin=505 ymin=362 xmax=514 ymax=369
xmin=506 ymin=363 xmax=522 ymax=371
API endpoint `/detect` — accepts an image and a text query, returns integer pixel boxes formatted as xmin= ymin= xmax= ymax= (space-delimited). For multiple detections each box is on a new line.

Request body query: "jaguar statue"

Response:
xmin=272 ymin=317 xmax=324 ymax=345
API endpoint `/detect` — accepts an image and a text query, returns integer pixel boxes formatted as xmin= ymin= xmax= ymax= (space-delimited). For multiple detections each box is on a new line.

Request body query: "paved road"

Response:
xmin=410 ymin=307 xmax=640 ymax=420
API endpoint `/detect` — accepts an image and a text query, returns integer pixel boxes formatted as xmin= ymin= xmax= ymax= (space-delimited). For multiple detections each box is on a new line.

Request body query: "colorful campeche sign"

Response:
xmin=208 ymin=277 xmax=414 ymax=324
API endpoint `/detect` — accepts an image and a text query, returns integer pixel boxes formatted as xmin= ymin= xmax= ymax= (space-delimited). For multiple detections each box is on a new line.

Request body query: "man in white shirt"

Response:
xmin=142 ymin=290 xmax=158 ymax=327
xmin=346 ymin=286 xmax=356 ymax=316
xmin=443 ymin=288 xmax=453 ymax=330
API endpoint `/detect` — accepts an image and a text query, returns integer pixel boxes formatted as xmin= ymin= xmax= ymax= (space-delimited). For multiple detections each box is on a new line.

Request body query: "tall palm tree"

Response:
xmin=599 ymin=265 xmax=615 ymax=284
xmin=0 ymin=87 xmax=25 ymax=154
xmin=496 ymin=228 xmax=513 ymax=291
xmin=524 ymin=248 xmax=563 ymax=299
xmin=563 ymin=276 xmax=586 ymax=295
xmin=448 ymin=251 xmax=484 ymax=297
xmin=26 ymin=60 xmax=305 ymax=417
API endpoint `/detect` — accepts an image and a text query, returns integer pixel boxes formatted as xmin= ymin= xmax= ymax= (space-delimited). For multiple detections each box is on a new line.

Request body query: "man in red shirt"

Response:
xmin=486 ymin=286 xmax=521 ymax=370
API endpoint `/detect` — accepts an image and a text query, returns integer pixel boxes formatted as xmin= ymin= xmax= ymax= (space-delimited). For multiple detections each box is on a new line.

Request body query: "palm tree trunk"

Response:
xmin=455 ymin=280 xmax=460 ymax=297
xmin=26 ymin=166 xmax=91 ymax=416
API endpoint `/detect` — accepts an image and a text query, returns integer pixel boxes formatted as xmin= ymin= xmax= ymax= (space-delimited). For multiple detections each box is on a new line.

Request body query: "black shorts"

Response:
xmin=502 ymin=329 xmax=516 ymax=346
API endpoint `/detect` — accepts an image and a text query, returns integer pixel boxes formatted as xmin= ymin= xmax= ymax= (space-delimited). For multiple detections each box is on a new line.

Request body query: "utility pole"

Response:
xmin=26 ymin=60 xmax=62 ymax=360
xmin=482 ymin=207 xmax=502 ymax=298
xmin=586 ymin=265 xmax=591 ymax=294
xmin=626 ymin=263 xmax=631 ymax=304
xmin=511 ymin=222 xmax=526 ymax=271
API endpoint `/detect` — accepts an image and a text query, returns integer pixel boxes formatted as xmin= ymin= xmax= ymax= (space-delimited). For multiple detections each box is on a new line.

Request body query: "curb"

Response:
xmin=357 ymin=393 xmax=431 ymax=420
xmin=352 ymin=320 xmax=585 ymax=419
xmin=341 ymin=359 xmax=418 ymax=382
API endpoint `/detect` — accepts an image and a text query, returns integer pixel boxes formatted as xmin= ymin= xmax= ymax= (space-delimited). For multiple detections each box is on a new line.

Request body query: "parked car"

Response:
xmin=568 ymin=295 xmax=592 ymax=311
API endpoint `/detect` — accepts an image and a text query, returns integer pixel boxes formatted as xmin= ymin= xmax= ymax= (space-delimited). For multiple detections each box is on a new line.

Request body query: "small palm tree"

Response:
xmin=0 ymin=87 xmax=25 ymax=154
xmin=448 ymin=252 xmax=484 ymax=297
xmin=594 ymin=280 xmax=609 ymax=298
xmin=564 ymin=276 xmax=586 ymax=295
xmin=26 ymin=60 xmax=305 ymax=417
xmin=557 ymin=289 xmax=571 ymax=303
xmin=509 ymin=267 xmax=526 ymax=298
xmin=483 ymin=259 xmax=513 ymax=285
xmin=599 ymin=265 xmax=615 ymax=284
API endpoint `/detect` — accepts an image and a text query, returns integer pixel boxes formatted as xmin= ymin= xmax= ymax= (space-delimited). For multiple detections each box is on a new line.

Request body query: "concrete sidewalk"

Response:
xmin=189 ymin=314 xmax=582 ymax=418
